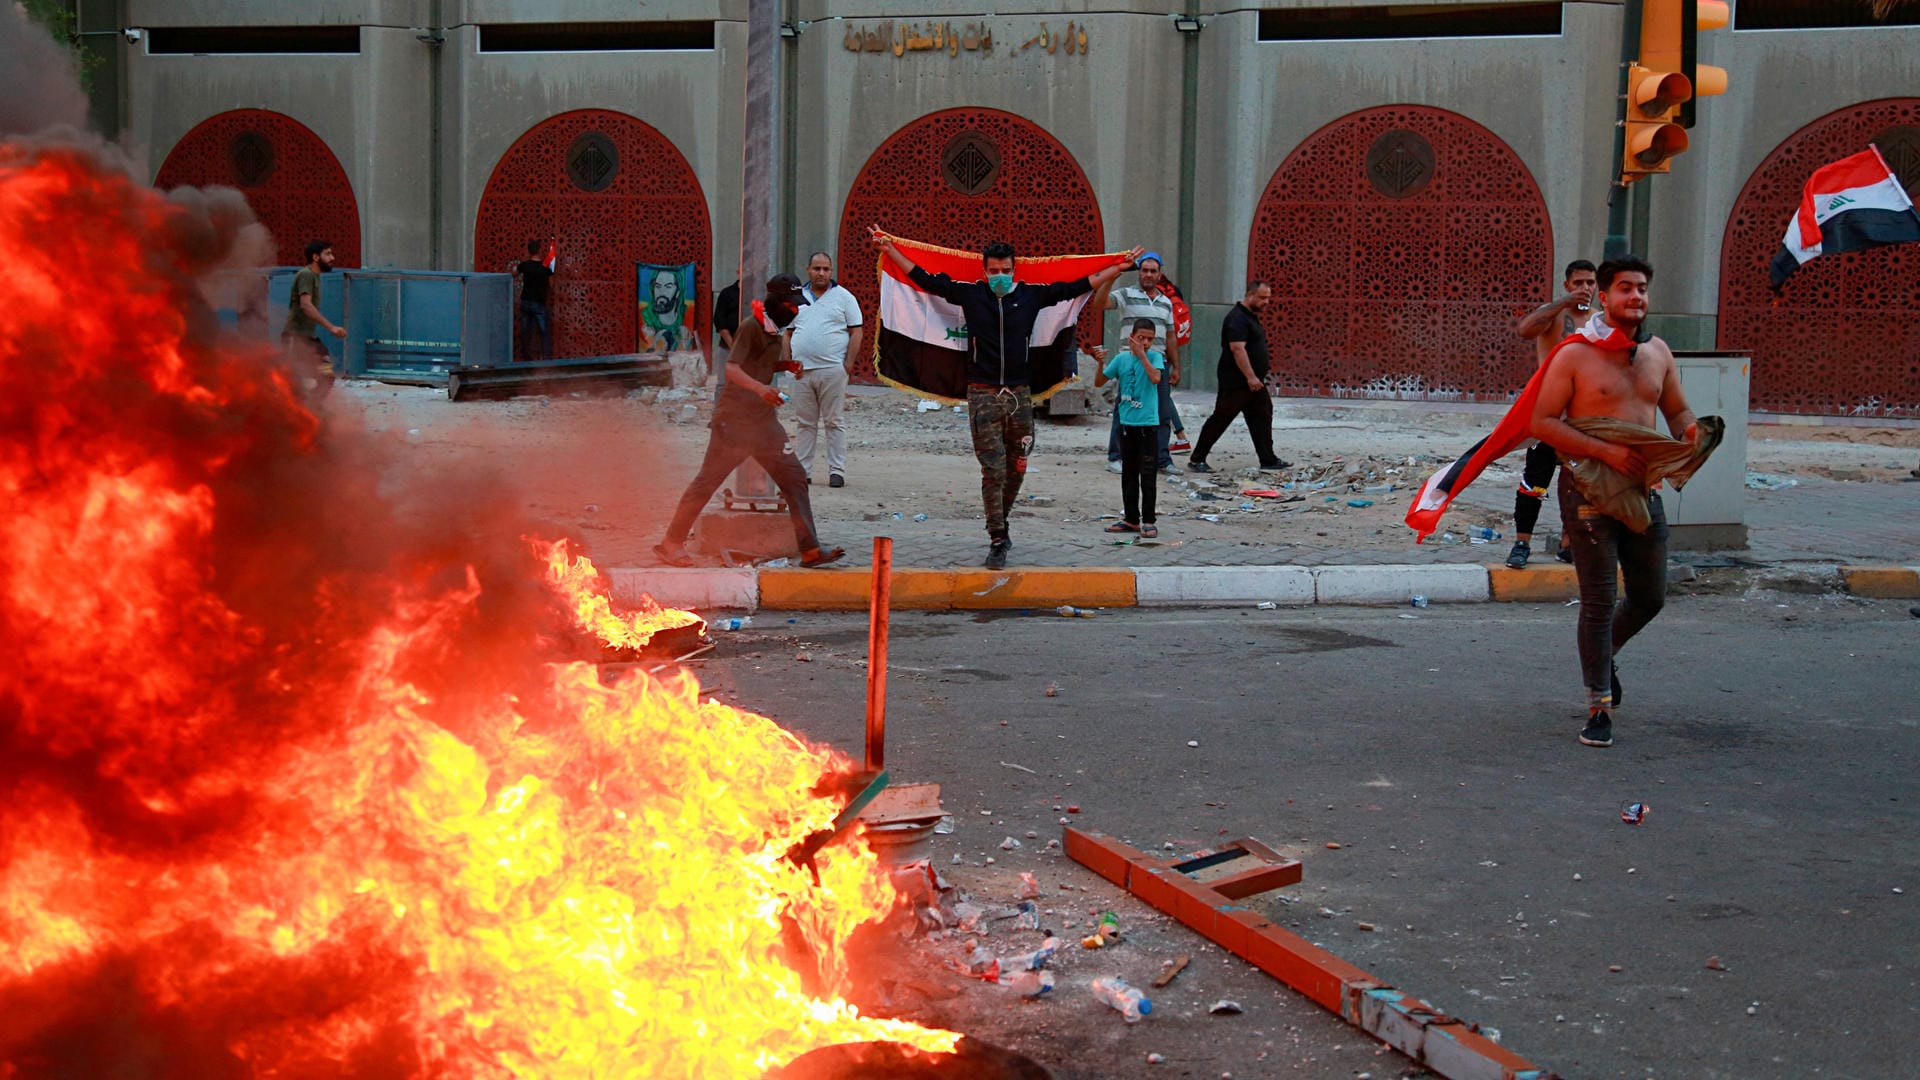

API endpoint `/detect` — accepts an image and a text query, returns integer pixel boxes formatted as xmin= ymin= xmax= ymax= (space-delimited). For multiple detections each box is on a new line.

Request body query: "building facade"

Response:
xmin=89 ymin=0 xmax=1920 ymax=414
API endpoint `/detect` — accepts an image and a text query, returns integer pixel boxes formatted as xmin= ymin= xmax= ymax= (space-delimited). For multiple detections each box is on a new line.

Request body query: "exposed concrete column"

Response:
xmin=738 ymin=0 xmax=781 ymax=295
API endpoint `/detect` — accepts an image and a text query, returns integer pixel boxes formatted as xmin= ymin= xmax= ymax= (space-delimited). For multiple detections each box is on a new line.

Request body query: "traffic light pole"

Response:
xmin=1604 ymin=0 xmax=1645 ymax=260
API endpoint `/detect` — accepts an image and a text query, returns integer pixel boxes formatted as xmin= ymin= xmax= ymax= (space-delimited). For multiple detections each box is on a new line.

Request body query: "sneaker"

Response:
xmin=1579 ymin=711 xmax=1614 ymax=748
xmin=1160 ymin=462 xmax=1179 ymax=474
xmin=1186 ymin=460 xmax=1212 ymax=473
xmin=984 ymin=537 xmax=1011 ymax=569
xmin=1506 ymin=540 xmax=1531 ymax=569
xmin=1555 ymin=545 xmax=1573 ymax=564
xmin=1107 ymin=460 xmax=1124 ymax=474
xmin=829 ymin=473 xmax=845 ymax=488
xmin=1258 ymin=458 xmax=1292 ymax=470
xmin=1169 ymin=437 xmax=1192 ymax=454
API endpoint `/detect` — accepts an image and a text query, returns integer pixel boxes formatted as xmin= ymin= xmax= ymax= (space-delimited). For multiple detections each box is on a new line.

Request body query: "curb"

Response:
xmin=607 ymin=562 xmax=1920 ymax=613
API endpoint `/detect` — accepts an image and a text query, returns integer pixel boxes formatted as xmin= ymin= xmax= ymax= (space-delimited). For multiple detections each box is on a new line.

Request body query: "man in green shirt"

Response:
xmin=283 ymin=239 xmax=347 ymax=395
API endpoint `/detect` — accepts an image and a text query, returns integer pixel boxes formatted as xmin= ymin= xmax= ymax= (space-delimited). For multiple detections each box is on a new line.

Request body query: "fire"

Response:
xmin=0 ymin=136 xmax=954 ymax=1074
xmin=539 ymin=537 xmax=706 ymax=649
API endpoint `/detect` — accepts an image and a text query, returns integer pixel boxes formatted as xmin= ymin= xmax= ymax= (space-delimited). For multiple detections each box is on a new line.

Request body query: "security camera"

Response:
xmin=122 ymin=27 xmax=143 ymax=44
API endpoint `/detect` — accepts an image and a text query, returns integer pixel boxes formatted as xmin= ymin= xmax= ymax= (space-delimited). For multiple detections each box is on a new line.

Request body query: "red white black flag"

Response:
xmin=1770 ymin=145 xmax=1920 ymax=288
xmin=872 ymin=238 xmax=1116 ymax=402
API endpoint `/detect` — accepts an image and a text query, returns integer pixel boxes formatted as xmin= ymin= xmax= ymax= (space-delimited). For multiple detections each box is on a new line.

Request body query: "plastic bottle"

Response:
xmin=1467 ymin=526 xmax=1502 ymax=541
xmin=1410 ymin=595 xmax=1429 ymax=609
xmin=1001 ymin=970 xmax=1055 ymax=998
xmin=1004 ymin=935 xmax=1061 ymax=972
xmin=1089 ymin=976 xmax=1153 ymax=1022
xmin=713 ymin=616 xmax=752 ymax=631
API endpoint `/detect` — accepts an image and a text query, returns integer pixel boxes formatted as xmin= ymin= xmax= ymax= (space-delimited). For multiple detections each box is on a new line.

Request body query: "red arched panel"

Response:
xmin=1718 ymin=98 xmax=1920 ymax=416
xmin=155 ymin=109 xmax=361 ymax=267
xmin=1248 ymin=106 xmax=1551 ymax=401
xmin=837 ymin=108 xmax=1106 ymax=384
xmin=474 ymin=109 xmax=711 ymax=360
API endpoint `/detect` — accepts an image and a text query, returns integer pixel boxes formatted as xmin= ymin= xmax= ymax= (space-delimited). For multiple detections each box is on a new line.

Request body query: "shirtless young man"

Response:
xmin=1529 ymin=255 xmax=1699 ymax=749
xmin=1507 ymin=259 xmax=1597 ymax=568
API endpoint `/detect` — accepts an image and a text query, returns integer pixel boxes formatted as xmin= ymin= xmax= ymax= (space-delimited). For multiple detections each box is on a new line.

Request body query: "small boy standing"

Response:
xmin=1096 ymin=318 xmax=1166 ymax=538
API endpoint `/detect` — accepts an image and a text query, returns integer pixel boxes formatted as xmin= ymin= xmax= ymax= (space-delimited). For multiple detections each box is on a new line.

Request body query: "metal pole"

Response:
xmin=1604 ymin=0 xmax=1644 ymax=260
xmin=864 ymin=536 xmax=892 ymax=773
xmin=730 ymin=0 xmax=784 ymax=503
xmin=1175 ymin=1 xmax=1201 ymax=285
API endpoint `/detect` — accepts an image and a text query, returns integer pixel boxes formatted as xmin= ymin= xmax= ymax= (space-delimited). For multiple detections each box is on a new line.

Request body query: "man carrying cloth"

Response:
xmin=1529 ymin=255 xmax=1721 ymax=748
xmin=654 ymin=274 xmax=845 ymax=570
xmin=869 ymin=226 xmax=1140 ymax=568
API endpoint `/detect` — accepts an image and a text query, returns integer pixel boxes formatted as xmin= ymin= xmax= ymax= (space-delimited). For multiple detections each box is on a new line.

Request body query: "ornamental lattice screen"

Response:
xmin=155 ymin=109 xmax=361 ymax=268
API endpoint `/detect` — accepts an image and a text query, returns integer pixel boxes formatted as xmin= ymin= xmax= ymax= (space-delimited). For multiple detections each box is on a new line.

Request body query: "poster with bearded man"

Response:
xmin=636 ymin=261 xmax=697 ymax=352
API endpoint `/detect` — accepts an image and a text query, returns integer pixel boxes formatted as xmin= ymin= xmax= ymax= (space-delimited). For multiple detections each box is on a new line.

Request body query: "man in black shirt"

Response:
xmin=870 ymin=226 xmax=1140 ymax=568
xmin=711 ymin=276 xmax=740 ymax=380
xmin=513 ymin=238 xmax=555 ymax=361
xmin=1188 ymin=280 xmax=1286 ymax=473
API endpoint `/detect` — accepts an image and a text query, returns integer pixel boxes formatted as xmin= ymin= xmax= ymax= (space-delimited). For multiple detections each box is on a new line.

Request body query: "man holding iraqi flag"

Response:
xmin=868 ymin=226 xmax=1141 ymax=568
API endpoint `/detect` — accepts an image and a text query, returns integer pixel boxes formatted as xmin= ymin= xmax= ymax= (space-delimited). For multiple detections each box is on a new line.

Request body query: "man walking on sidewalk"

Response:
xmin=1507 ymin=259 xmax=1596 ymax=568
xmin=870 ymin=226 xmax=1139 ymax=569
xmin=1530 ymin=255 xmax=1707 ymax=749
xmin=790 ymin=251 xmax=863 ymax=488
xmin=1188 ymin=280 xmax=1285 ymax=474
xmin=654 ymin=275 xmax=845 ymax=570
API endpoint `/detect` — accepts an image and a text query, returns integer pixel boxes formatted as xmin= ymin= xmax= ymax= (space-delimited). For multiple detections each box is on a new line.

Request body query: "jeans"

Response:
xmin=1513 ymin=440 xmax=1559 ymax=536
xmin=1559 ymin=469 xmax=1667 ymax=710
xmin=517 ymin=300 xmax=552 ymax=361
xmin=1118 ymin=424 xmax=1159 ymax=525
xmin=1107 ymin=380 xmax=1183 ymax=468
xmin=968 ymin=385 xmax=1034 ymax=538
xmin=663 ymin=411 xmax=820 ymax=553
xmin=1191 ymin=379 xmax=1278 ymax=466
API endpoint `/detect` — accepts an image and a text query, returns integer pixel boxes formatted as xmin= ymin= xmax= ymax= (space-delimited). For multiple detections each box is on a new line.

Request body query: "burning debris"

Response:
xmin=0 ymin=121 xmax=954 ymax=1074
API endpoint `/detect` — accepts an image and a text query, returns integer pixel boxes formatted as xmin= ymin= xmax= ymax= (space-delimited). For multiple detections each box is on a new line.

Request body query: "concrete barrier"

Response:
xmin=1840 ymin=565 xmax=1920 ymax=598
xmin=608 ymin=568 xmax=759 ymax=611
xmin=1313 ymin=564 xmax=1489 ymax=605
xmin=1135 ymin=566 xmax=1316 ymax=606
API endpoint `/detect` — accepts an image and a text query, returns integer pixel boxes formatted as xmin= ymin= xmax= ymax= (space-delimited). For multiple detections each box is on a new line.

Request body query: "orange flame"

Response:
xmin=537 ymin=537 xmax=705 ymax=649
xmin=0 ymin=134 xmax=954 ymax=1074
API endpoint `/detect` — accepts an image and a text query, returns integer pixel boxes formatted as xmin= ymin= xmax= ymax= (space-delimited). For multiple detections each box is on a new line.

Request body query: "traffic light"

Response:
xmin=1621 ymin=0 xmax=1729 ymax=182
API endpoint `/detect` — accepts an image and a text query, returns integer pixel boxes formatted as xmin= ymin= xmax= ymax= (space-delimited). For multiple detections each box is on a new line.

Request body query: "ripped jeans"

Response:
xmin=1558 ymin=469 xmax=1667 ymax=710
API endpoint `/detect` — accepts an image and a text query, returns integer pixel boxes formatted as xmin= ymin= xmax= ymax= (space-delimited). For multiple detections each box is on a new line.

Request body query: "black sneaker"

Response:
xmin=1258 ymin=458 xmax=1291 ymax=470
xmin=829 ymin=473 xmax=845 ymax=488
xmin=1579 ymin=711 xmax=1614 ymax=748
xmin=1506 ymin=540 xmax=1531 ymax=569
xmin=984 ymin=537 xmax=1011 ymax=569
xmin=1187 ymin=460 xmax=1212 ymax=473
xmin=1611 ymin=664 xmax=1623 ymax=709
xmin=1555 ymin=545 xmax=1574 ymax=564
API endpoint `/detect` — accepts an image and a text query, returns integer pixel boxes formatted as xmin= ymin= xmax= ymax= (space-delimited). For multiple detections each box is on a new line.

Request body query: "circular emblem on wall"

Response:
xmin=1872 ymin=125 xmax=1920 ymax=195
xmin=941 ymin=131 xmax=1002 ymax=195
xmin=1366 ymin=130 xmax=1436 ymax=199
xmin=229 ymin=131 xmax=276 ymax=188
xmin=567 ymin=131 xmax=619 ymax=192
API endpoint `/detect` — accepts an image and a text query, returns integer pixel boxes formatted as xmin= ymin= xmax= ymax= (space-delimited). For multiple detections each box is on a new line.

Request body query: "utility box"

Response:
xmin=1665 ymin=352 xmax=1749 ymax=550
xmin=341 ymin=270 xmax=512 ymax=382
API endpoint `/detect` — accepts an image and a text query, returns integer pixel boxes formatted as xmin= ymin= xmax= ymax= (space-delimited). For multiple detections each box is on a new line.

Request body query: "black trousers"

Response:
xmin=1118 ymin=424 xmax=1159 ymax=525
xmin=663 ymin=411 xmax=819 ymax=552
xmin=1513 ymin=440 xmax=1560 ymax=536
xmin=1559 ymin=470 xmax=1667 ymax=710
xmin=1191 ymin=379 xmax=1277 ymax=466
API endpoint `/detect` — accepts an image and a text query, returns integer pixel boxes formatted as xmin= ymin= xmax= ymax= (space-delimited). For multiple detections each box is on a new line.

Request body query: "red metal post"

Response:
xmin=864 ymin=537 xmax=892 ymax=772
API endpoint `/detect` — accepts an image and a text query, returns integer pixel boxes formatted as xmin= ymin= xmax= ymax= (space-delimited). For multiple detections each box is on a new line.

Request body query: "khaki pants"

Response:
xmin=791 ymin=364 xmax=849 ymax=478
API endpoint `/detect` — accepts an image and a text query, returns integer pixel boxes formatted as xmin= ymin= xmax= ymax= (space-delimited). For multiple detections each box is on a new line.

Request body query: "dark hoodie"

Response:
xmin=907 ymin=267 xmax=1091 ymax=388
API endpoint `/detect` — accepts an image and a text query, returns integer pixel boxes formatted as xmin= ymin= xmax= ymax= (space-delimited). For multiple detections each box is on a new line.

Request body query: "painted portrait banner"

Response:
xmin=637 ymin=261 xmax=698 ymax=352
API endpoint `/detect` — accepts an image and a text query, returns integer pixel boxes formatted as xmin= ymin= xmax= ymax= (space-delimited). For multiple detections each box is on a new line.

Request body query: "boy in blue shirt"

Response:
xmin=1096 ymin=318 xmax=1166 ymax=537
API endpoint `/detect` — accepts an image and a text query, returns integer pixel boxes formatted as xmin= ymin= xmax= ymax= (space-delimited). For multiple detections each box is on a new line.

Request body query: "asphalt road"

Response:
xmin=697 ymin=593 xmax=1918 ymax=1079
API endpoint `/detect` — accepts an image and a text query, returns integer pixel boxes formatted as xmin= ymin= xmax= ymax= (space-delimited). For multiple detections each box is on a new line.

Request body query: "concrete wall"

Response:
xmin=114 ymin=1 xmax=1920 ymax=394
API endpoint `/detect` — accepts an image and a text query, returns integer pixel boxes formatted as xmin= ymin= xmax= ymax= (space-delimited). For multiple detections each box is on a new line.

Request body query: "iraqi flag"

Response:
xmin=1769 ymin=145 xmax=1920 ymax=288
xmin=541 ymin=238 xmax=557 ymax=272
xmin=1403 ymin=315 xmax=1640 ymax=542
xmin=873 ymin=237 xmax=1119 ymax=403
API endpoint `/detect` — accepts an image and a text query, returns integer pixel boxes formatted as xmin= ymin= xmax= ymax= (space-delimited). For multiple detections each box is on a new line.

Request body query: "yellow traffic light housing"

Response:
xmin=1619 ymin=0 xmax=1729 ymax=184
xmin=1622 ymin=65 xmax=1690 ymax=178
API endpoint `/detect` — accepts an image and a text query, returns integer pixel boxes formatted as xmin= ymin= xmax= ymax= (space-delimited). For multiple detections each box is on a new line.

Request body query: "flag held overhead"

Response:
xmin=1769 ymin=145 xmax=1920 ymax=289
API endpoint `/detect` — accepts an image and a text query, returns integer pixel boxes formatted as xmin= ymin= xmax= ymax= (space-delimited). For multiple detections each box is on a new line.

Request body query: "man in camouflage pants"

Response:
xmin=969 ymin=386 xmax=1036 ymax=549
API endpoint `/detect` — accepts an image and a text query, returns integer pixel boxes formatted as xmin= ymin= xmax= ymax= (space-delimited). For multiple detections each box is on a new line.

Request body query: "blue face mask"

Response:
xmin=987 ymin=273 xmax=1015 ymax=297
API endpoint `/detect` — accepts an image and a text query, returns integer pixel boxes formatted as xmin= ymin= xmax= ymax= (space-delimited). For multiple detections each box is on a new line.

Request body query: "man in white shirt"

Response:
xmin=1096 ymin=253 xmax=1187 ymax=473
xmin=786 ymin=251 xmax=864 ymax=487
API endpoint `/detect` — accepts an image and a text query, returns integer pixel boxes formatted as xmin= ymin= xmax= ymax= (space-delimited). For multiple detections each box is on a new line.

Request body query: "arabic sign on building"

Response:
xmin=842 ymin=20 xmax=1090 ymax=56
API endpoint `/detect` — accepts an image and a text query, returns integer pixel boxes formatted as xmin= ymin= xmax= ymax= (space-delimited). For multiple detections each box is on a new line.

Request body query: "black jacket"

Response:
xmin=907 ymin=267 xmax=1091 ymax=388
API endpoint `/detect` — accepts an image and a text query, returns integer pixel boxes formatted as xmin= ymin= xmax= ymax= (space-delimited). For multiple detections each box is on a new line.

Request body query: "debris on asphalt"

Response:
xmin=1706 ymin=955 xmax=1728 ymax=971
xmin=1256 ymin=601 xmax=1277 ymax=610
xmin=1000 ymin=761 xmax=1037 ymax=774
xmin=1152 ymin=953 xmax=1191 ymax=988
xmin=1208 ymin=999 xmax=1244 ymax=1015
xmin=1044 ymin=682 xmax=1060 ymax=697
xmin=1621 ymin=802 xmax=1649 ymax=825
xmin=1410 ymin=594 xmax=1429 ymax=608
xmin=1090 ymin=976 xmax=1152 ymax=1022
xmin=999 ymin=836 xmax=1022 ymax=850
xmin=1187 ymin=739 xmax=1200 ymax=748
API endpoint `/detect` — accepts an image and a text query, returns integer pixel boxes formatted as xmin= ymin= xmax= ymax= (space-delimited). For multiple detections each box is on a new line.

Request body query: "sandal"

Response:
xmin=1140 ymin=523 xmax=1159 ymax=538
xmin=801 ymin=545 xmax=846 ymax=568
xmin=1104 ymin=521 xmax=1138 ymax=533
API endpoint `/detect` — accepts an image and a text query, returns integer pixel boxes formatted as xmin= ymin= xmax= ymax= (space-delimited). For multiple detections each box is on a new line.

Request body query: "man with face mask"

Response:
xmin=870 ymin=226 xmax=1141 ymax=568
xmin=654 ymin=274 xmax=845 ymax=569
